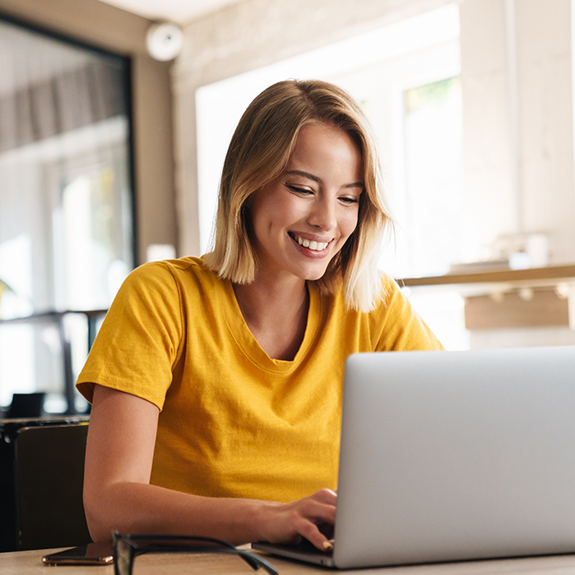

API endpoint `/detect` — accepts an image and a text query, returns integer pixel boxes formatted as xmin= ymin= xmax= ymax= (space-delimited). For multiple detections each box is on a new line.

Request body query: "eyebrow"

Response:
xmin=285 ymin=170 xmax=364 ymax=190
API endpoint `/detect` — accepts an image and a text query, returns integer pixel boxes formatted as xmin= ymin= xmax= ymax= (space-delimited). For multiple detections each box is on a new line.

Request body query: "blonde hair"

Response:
xmin=203 ymin=79 xmax=393 ymax=311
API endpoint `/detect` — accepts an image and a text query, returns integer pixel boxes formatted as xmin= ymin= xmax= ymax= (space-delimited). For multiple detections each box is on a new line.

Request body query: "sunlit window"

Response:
xmin=402 ymin=77 xmax=463 ymax=277
xmin=0 ymin=18 xmax=134 ymax=412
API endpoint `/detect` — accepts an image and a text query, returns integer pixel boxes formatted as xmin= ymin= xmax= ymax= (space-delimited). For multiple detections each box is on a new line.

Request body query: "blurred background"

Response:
xmin=0 ymin=0 xmax=574 ymax=415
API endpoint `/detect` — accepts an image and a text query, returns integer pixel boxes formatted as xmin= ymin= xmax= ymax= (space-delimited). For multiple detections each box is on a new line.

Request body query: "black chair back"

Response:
xmin=6 ymin=393 xmax=46 ymax=419
xmin=0 ymin=419 xmax=92 ymax=551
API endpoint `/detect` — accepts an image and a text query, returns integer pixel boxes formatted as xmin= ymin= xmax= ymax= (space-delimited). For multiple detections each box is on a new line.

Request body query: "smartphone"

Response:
xmin=42 ymin=540 xmax=113 ymax=565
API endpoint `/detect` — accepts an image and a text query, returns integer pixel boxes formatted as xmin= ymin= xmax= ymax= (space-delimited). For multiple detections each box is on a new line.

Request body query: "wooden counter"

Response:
xmin=5 ymin=546 xmax=575 ymax=575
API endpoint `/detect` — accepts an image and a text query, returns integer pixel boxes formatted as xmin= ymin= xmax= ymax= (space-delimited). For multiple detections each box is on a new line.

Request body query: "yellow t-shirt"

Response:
xmin=77 ymin=256 xmax=442 ymax=503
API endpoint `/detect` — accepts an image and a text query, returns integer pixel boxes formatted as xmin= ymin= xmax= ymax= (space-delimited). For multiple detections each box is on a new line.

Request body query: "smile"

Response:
xmin=290 ymin=233 xmax=330 ymax=252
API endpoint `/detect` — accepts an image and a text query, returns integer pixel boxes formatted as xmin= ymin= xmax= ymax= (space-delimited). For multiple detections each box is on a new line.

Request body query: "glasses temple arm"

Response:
xmin=234 ymin=549 xmax=279 ymax=575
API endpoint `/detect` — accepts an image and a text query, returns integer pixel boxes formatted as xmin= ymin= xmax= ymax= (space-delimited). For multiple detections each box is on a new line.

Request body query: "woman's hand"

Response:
xmin=255 ymin=489 xmax=337 ymax=551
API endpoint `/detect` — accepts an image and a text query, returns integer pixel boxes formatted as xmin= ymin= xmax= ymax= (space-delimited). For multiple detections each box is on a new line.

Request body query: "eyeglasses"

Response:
xmin=111 ymin=532 xmax=279 ymax=575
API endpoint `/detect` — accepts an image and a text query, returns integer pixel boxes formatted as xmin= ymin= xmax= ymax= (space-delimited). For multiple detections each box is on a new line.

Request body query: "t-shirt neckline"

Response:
xmin=223 ymin=279 xmax=321 ymax=374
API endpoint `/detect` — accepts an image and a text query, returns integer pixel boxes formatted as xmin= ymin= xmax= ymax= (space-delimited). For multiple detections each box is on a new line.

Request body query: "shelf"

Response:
xmin=397 ymin=266 xmax=575 ymax=331
xmin=397 ymin=265 xmax=575 ymax=294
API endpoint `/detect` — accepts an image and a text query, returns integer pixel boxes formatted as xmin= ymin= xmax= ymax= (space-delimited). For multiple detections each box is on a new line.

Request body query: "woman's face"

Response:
xmin=249 ymin=122 xmax=363 ymax=283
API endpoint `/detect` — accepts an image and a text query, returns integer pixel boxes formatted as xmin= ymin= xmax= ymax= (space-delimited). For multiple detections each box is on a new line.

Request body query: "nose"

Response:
xmin=307 ymin=194 xmax=337 ymax=231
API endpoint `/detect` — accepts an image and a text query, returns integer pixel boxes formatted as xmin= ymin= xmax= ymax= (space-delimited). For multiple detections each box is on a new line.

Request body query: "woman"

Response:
xmin=77 ymin=79 xmax=442 ymax=551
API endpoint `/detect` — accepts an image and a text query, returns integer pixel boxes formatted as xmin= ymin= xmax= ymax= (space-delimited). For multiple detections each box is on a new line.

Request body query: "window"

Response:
xmin=402 ymin=77 xmax=463 ymax=277
xmin=0 ymin=17 xmax=134 ymax=413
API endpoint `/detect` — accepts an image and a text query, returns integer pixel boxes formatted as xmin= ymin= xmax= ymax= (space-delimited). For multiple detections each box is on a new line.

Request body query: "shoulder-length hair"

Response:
xmin=203 ymin=79 xmax=393 ymax=311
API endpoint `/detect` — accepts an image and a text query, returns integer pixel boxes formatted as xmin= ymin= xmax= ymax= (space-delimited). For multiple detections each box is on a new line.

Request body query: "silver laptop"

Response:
xmin=253 ymin=346 xmax=575 ymax=568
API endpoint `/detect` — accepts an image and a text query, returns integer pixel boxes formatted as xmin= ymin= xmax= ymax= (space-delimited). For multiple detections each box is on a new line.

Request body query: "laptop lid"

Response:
xmin=333 ymin=346 xmax=575 ymax=568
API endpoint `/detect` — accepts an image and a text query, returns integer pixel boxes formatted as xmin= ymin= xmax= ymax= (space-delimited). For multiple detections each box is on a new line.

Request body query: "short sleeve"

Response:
xmin=371 ymin=275 xmax=444 ymax=351
xmin=76 ymin=261 xmax=184 ymax=409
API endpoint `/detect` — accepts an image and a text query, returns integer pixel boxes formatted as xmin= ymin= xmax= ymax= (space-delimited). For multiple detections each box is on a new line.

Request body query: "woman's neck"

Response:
xmin=233 ymin=276 xmax=310 ymax=361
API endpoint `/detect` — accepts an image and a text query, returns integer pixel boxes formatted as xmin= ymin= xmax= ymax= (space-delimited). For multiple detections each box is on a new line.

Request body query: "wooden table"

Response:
xmin=4 ymin=547 xmax=575 ymax=575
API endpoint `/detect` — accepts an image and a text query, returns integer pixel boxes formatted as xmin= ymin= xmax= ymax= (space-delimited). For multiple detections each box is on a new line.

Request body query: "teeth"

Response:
xmin=294 ymin=234 xmax=328 ymax=251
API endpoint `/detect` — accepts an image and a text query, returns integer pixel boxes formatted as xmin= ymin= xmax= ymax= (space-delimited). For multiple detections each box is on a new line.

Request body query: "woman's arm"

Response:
xmin=84 ymin=384 xmax=336 ymax=549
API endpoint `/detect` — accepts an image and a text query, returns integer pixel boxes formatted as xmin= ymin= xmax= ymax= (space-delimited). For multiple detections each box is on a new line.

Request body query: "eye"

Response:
xmin=339 ymin=196 xmax=360 ymax=205
xmin=286 ymin=184 xmax=313 ymax=195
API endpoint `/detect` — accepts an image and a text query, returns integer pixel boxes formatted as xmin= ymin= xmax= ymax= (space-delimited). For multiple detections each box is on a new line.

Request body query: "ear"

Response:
xmin=240 ymin=196 xmax=256 ymax=240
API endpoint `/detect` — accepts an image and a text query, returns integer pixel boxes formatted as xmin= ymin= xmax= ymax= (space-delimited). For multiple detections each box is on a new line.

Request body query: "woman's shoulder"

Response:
xmin=125 ymin=256 xmax=220 ymax=286
xmin=372 ymin=271 xmax=412 ymax=313
xmin=377 ymin=270 xmax=403 ymax=298
xmin=112 ymin=257 xmax=226 ymax=311
xmin=315 ymin=271 xmax=402 ymax=314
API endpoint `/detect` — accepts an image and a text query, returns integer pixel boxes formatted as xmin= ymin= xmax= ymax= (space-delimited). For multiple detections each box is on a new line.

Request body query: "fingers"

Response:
xmin=300 ymin=499 xmax=336 ymax=527
xmin=299 ymin=521 xmax=334 ymax=552
xmin=284 ymin=490 xmax=338 ymax=551
xmin=297 ymin=490 xmax=337 ymax=525
xmin=256 ymin=488 xmax=338 ymax=551
xmin=312 ymin=488 xmax=337 ymax=504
